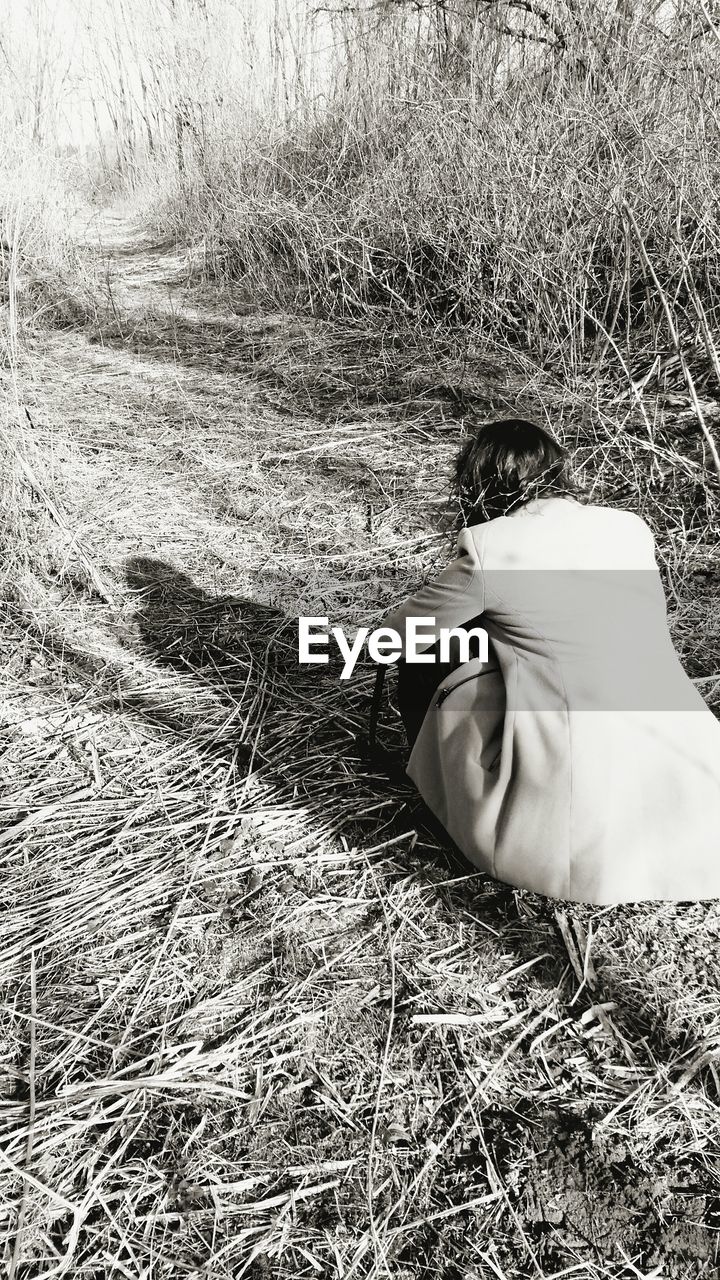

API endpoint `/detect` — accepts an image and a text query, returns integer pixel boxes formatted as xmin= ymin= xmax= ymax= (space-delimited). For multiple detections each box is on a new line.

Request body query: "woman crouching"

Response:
xmin=382 ymin=418 xmax=720 ymax=905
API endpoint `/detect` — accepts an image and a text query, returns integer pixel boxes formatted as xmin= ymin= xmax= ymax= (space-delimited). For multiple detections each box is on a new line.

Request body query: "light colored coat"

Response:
xmin=382 ymin=495 xmax=720 ymax=904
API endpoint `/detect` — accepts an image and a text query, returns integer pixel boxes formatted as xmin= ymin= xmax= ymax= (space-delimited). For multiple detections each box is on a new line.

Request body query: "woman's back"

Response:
xmin=385 ymin=495 xmax=720 ymax=903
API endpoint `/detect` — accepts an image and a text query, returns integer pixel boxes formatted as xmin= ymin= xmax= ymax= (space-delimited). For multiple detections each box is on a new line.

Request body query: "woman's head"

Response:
xmin=454 ymin=418 xmax=577 ymax=525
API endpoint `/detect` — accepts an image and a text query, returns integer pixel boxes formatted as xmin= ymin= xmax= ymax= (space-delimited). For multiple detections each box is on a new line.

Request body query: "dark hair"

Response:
xmin=453 ymin=418 xmax=578 ymax=526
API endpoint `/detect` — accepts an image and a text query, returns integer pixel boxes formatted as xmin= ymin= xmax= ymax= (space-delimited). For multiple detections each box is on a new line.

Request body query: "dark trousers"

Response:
xmin=396 ymin=617 xmax=486 ymax=751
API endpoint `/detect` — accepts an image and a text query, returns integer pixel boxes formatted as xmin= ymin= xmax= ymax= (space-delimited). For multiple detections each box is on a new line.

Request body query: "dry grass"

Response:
xmin=1 ymin=208 xmax=720 ymax=1280
xmin=110 ymin=2 xmax=720 ymax=412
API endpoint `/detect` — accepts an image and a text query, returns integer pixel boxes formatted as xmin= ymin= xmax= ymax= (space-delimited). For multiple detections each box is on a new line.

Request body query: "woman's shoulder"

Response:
xmin=502 ymin=496 xmax=652 ymax=535
xmin=464 ymin=498 xmax=656 ymax=566
xmin=570 ymin=500 xmax=656 ymax=543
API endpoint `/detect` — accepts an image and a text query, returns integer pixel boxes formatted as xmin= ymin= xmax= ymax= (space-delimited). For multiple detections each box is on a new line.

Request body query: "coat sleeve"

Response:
xmin=381 ymin=528 xmax=485 ymax=658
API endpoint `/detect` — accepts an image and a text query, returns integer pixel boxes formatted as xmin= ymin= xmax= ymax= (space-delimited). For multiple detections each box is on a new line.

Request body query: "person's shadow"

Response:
xmin=123 ymin=556 xmax=555 ymax=949
xmin=125 ymin=554 xmax=285 ymax=674
xmin=122 ymin=553 xmax=436 ymax=842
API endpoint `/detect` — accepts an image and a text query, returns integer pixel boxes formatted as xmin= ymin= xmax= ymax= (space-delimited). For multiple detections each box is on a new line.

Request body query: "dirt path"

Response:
xmin=2 ymin=210 xmax=720 ymax=1280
